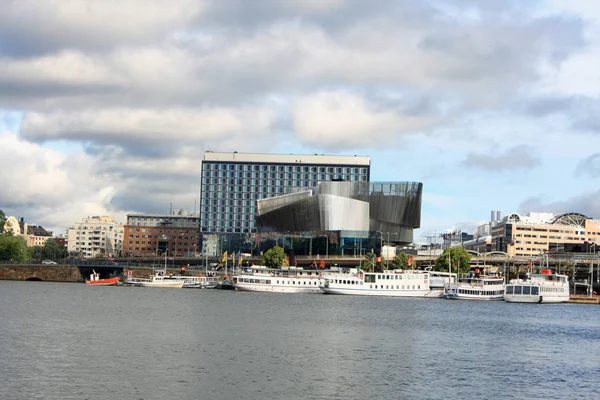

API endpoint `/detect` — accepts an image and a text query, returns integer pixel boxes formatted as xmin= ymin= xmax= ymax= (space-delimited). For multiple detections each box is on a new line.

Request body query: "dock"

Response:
xmin=568 ymin=294 xmax=600 ymax=304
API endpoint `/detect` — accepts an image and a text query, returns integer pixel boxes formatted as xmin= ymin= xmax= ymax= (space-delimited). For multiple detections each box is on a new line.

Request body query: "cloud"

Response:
xmin=20 ymin=106 xmax=275 ymax=147
xmin=0 ymin=130 xmax=119 ymax=232
xmin=461 ymin=145 xmax=541 ymax=172
xmin=575 ymin=153 xmax=600 ymax=177
xmin=518 ymin=191 xmax=600 ymax=219
xmin=0 ymin=0 xmax=203 ymax=56
xmin=291 ymin=91 xmax=443 ymax=149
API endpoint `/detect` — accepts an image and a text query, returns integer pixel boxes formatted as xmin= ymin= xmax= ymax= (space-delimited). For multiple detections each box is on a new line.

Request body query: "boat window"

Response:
xmin=531 ymin=286 xmax=539 ymax=295
xmin=514 ymin=286 xmax=522 ymax=295
xmin=523 ymin=286 xmax=531 ymax=295
xmin=506 ymin=286 xmax=513 ymax=294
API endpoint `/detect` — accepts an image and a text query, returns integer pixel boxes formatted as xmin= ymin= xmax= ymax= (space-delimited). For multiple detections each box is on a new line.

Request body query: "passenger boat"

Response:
xmin=85 ymin=270 xmax=120 ymax=286
xmin=319 ymin=268 xmax=444 ymax=297
xmin=138 ymin=269 xmax=185 ymax=288
xmin=175 ymin=273 xmax=220 ymax=289
xmin=232 ymin=266 xmax=323 ymax=293
xmin=444 ymin=273 xmax=505 ymax=301
xmin=504 ymin=269 xmax=569 ymax=303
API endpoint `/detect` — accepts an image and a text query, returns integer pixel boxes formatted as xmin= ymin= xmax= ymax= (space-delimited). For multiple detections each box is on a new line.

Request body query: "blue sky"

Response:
xmin=1 ymin=0 xmax=600 ymax=243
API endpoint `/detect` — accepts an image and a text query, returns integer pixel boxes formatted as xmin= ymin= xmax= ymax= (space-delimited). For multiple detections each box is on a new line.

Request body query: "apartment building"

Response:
xmin=67 ymin=216 xmax=124 ymax=258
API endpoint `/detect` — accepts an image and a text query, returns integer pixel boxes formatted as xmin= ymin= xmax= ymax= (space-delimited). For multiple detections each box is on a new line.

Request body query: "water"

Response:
xmin=1 ymin=281 xmax=599 ymax=400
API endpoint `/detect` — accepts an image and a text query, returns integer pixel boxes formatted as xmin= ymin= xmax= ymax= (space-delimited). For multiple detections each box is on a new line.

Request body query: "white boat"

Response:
xmin=138 ymin=269 xmax=185 ymax=288
xmin=319 ymin=268 xmax=444 ymax=297
xmin=444 ymin=274 xmax=505 ymax=301
xmin=176 ymin=274 xmax=220 ymax=289
xmin=137 ymin=253 xmax=184 ymax=288
xmin=504 ymin=270 xmax=569 ymax=303
xmin=232 ymin=266 xmax=323 ymax=293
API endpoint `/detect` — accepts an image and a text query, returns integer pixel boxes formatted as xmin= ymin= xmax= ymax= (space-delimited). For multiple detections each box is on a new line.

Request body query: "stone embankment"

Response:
xmin=0 ymin=264 xmax=83 ymax=282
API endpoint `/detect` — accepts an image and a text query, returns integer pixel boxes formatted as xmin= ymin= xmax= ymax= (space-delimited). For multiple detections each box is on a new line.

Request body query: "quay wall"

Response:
xmin=0 ymin=264 xmax=83 ymax=282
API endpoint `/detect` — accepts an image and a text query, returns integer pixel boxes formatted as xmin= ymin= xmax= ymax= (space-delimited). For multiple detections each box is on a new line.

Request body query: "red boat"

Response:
xmin=86 ymin=270 xmax=120 ymax=286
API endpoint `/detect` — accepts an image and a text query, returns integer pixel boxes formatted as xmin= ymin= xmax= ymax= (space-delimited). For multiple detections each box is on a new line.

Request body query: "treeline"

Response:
xmin=0 ymin=209 xmax=67 ymax=262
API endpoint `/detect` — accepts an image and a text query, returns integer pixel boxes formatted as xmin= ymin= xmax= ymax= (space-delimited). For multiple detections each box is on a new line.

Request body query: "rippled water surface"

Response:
xmin=1 ymin=281 xmax=599 ymax=400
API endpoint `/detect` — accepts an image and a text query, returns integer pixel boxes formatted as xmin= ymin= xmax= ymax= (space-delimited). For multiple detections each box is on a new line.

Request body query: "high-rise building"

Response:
xmin=200 ymin=152 xmax=371 ymax=234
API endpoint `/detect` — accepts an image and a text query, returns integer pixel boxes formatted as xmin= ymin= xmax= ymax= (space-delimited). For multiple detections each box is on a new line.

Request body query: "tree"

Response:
xmin=361 ymin=251 xmax=377 ymax=272
xmin=434 ymin=246 xmax=472 ymax=275
xmin=262 ymin=246 xmax=287 ymax=268
xmin=0 ymin=209 xmax=5 ymax=234
xmin=41 ymin=239 xmax=67 ymax=260
xmin=389 ymin=252 xmax=412 ymax=270
xmin=0 ymin=234 xmax=31 ymax=262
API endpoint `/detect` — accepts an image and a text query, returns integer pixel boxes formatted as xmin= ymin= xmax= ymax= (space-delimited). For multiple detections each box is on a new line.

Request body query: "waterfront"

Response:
xmin=1 ymin=281 xmax=599 ymax=400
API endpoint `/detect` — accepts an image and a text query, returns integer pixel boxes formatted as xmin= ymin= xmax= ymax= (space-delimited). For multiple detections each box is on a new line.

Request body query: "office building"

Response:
xmin=200 ymin=152 xmax=371 ymax=234
xmin=123 ymin=210 xmax=200 ymax=257
xmin=463 ymin=211 xmax=600 ymax=257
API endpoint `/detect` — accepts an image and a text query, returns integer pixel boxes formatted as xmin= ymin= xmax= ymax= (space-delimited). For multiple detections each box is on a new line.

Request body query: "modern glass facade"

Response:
xmin=200 ymin=152 xmax=371 ymax=234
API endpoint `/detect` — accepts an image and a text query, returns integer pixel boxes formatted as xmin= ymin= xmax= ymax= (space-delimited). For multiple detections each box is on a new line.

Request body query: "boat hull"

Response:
xmin=139 ymin=281 xmax=184 ymax=288
xmin=234 ymin=282 xmax=322 ymax=294
xmin=504 ymin=294 xmax=569 ymax=303
xmin=85 ymin=277 xmax=120 ymax=286
xmin=321 ymin=287 xmax=442 ymax=297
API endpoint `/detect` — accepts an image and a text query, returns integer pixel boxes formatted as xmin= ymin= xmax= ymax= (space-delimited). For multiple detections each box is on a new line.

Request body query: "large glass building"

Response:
xmin=200 ymin=152 xmax=371 ymax=234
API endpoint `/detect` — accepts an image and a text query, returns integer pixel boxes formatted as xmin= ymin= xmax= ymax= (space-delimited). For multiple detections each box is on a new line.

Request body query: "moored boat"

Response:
xmin=444 ymin=273 xmax=505 ymax=301
xmin=504 ymin=269 xmax=569 ymax=303
xmin=232 ymin=265 xmax=323 ymax=293
xmin=138 ymin=270 xmax=184 ymax=288
xmin=85 ymin=270 xmax=120 ymax=286
xmin=320 ymin=268 xmax=446 ymax=297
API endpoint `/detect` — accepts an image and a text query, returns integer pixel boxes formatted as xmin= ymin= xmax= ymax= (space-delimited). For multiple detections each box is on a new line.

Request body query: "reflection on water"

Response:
xmin=1 ymin=281 xmax=599 ymax=400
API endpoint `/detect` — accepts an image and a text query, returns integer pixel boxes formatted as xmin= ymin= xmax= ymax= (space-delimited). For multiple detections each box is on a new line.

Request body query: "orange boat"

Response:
xmin=86 ymin=270 xmax=120 ymax=286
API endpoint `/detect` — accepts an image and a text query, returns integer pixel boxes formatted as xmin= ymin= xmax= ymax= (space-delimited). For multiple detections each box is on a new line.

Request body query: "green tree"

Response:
xmin=0 ymin=209 xmax=5 ymax=234
xmin=0 ymin=234 xmax=31 ymax=262
xmin=361 ymin=251 xmax=377 ymax=272
xmin=434 ymin=246 xmax=472 ymax=275
xmin=42 ymin=239 xmax=67 ymax=260
xmin=262 ymin=246 xmax=287 ymax=268
xmin=389 ymin=252 xmax=412 ymax=270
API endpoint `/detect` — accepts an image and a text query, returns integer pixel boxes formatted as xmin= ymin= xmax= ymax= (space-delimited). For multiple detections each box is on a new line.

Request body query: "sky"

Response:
xmin=1 ymin=0 xmax=600 ymax=244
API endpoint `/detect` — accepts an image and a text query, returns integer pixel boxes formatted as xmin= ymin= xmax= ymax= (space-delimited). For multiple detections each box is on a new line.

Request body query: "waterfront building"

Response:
xmin=255 ymin=181 xmax=423 ymax=255
xmin=3 ymin=216 xmax=53 ymax=247
xmin=123 ymin=210 xmax=200 ymax=257
xmin=200 ymin=151 xmax=371 ymax=234
xmin=463 ymin=211 xmax=600 ymax=257
xmin=67 ymin=216 xmax=124 ymax=258
xmin=25 ymin=225 xmax=53 ymax=247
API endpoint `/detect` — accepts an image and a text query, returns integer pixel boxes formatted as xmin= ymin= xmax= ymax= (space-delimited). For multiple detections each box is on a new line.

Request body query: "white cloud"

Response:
xmin=292 ymin=91 xmax=441 ymax=148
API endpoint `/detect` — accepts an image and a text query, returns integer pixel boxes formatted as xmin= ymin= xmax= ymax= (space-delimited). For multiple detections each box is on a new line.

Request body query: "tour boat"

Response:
xmin=319 ymin=268 xmax=444 ymax=297
xmin=85 ymin=270 xmax=120 ymax=286
xmin=138 ymin=269 xmax=184 ymax=288
xmin=232 ymin=265 xmax=323 ymax=293
xmin=504 ymin=269 xmax=569 ymax=303
xmin=173 ymin=273 xmax=220 ymax=289
xmin=444 ymin=274 xmax=505 ymax=301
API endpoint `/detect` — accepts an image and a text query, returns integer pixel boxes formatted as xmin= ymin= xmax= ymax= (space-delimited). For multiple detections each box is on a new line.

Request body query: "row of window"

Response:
xmin=506 ymin=286 xmax=567 ymax=295
xmin=203 ymin=164 xmax=368 ymax=174
xmin=454 ymin=289 xmax=504 ymax=296
xmin=363 ymin=274 xmax=427 ymax=283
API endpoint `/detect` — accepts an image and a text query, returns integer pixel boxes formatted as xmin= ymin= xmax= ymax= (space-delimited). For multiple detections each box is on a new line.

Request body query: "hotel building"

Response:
xmin=200 ymin=152 xmax=371 ymax=234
